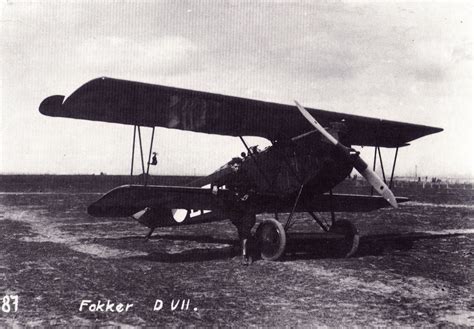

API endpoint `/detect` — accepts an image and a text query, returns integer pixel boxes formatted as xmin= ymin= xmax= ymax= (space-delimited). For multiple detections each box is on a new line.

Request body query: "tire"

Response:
xmin=329 ymin=219 xmax=359 ymax=258
xmin=256 ymin=218 xmax=287 ymax=261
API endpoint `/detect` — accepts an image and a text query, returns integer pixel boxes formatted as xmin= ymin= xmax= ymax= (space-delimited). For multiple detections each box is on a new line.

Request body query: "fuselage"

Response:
xmin=87 ymin=129 xmax=354 ymax=228
xmin=212 ymin=130 xmax=353 ymax=199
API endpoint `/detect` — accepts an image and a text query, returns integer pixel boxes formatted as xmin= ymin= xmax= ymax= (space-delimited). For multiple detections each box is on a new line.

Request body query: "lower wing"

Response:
xmin=89 ymin=185 xmax=408 ymax=221
xmin=254 ymin=193 xmax=409 ymax=213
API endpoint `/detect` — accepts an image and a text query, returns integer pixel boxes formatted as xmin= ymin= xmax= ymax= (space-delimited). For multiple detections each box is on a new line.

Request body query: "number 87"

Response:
xmin=2 ymin=295 xmax=18 ymax=313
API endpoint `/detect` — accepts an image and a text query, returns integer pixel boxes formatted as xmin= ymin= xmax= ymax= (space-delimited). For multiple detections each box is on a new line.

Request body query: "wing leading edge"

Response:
xmin=40 ymin=77 xmax=442 ymax=147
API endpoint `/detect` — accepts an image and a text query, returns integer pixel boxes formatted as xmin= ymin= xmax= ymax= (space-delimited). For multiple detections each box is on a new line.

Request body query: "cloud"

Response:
xmin=76 ymin=35 xmax=203 ymax=76
xmin=277 ymin=33 xmax=366 ymax=80
xmin=1 ymin=1 xmax=472 ymax=176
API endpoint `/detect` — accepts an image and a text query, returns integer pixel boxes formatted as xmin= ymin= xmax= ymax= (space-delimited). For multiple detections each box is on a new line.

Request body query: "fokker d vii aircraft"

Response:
xmin=39 ymin=77 xmax=442 ymax=264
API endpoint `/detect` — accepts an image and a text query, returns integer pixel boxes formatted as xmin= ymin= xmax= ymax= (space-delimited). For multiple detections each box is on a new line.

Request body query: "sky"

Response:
xmin=1 ymin=0 xmax=472 ymax=178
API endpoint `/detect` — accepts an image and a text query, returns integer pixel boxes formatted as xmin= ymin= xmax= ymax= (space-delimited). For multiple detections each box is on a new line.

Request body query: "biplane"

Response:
xmin=39 ymin=77 xmax=442 ymax=264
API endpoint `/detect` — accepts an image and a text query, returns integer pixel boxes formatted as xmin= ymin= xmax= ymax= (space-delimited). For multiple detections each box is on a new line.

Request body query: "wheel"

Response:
xmin=329 ymin=219 xmax=359 ymax=258
xmin=256 ymin=218 xmax=287 ymax=261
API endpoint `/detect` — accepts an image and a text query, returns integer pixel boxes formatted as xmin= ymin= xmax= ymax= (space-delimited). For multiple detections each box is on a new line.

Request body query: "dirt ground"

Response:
xmin=0 ymin=177 xmax=473 ymax=326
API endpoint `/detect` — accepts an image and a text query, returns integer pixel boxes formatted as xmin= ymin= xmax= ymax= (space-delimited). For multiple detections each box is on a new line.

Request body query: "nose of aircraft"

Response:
xmin=294 ymin=100 xmax=398 ymax=208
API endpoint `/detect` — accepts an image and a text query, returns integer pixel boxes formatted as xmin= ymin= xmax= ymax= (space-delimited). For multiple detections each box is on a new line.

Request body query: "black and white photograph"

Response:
xmin=1 ymin=0 xmax=473 ymax=326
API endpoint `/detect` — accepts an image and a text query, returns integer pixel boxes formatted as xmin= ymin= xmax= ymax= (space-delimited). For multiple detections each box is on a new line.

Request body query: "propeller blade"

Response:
xmin=352 ymin=157 xmax=398 ymax=208
xmin=294 ymin=100 xmax=339 ymax=145
xmin=294 ymin=100 xmax=398 ymax=208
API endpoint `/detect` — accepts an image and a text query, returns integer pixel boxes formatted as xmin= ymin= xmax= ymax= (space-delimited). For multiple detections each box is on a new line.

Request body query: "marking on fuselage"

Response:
xmin=189 ymin=210 xmax=211 ymax=218
xmin=172 ymin=209 xmax=212 ymax=222
xmin=172 ymin=209 xmax=188 ymax=223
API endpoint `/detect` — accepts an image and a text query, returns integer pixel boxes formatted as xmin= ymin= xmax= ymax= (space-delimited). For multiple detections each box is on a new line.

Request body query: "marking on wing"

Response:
xmin=168 ymin=95 xmax=215 ymax=130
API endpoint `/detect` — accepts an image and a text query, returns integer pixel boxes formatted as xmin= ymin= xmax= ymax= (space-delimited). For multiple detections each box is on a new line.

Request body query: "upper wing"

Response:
xmin=40 ymin=77 xmax=442 ymax=147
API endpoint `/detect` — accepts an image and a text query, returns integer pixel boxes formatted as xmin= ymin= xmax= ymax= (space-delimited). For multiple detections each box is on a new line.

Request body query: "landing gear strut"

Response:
xmin=232 ymin=201 xmax=359 ymax=264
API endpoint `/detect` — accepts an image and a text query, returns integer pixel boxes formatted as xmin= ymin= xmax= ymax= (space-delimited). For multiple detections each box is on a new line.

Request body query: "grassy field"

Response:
xmin=0 ymin=175 xmax=473 ymax=326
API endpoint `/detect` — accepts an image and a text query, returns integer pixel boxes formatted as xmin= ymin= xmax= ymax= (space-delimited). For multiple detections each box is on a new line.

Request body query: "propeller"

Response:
xmin=294 ymin=101 xmax=398 ymax=208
